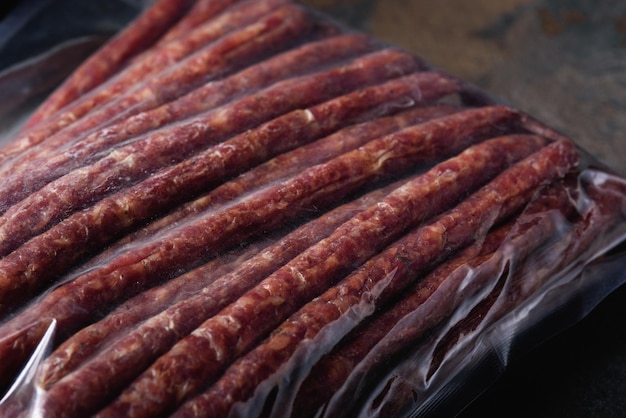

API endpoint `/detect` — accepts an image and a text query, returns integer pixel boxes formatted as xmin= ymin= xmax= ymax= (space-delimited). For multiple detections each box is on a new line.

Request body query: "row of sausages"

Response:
xmin=0 ymin=0 xmax=624 ymax=417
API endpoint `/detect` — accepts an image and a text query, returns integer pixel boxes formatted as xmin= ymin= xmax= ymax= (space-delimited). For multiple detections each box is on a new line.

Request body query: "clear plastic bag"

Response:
xmin=0 ymin=1 xmax=624 ymax=417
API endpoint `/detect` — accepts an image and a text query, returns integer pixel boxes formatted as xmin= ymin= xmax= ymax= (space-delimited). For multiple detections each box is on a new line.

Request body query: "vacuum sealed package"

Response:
xmin=0 ymin=0 xmax=624 ymax=417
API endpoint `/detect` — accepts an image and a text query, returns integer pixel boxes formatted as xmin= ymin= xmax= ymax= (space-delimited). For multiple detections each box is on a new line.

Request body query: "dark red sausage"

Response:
xmin=36 ymin=181 xmax=405 ymax=418
xmin=434 ymin=175 xmax=626 ymax=368
xmin=0 ymin=4 xmax=313 ymax=170
xmin=96 ymin=131 xmax=548 ymax=418
xmin=0 ymin=34 xmax=374 ymax=218
xmin=111 ymin=75 xmax=460 ymax=248
xmin=0 ymin=48 xmax=422 ymax=254
xmin=91 ymin=106 xmax=460 ymax=273
xmin=294 ymin=185 xmax=575 ymax=417
xmin=166 ymin=134 xmax=560 ymax=418
xmin=21 ymin=0 xmax=194 ymax=130
xmin=156 ymin=0 xmax=243 ymax=46
xmin=0 ymin=105 xmax=517 ymax=393
xmin=0 ymin=33 xmax=377 ymax=223
xmin=292 ymin=223 xmax=515 ymax=418
xmin=343 ymin=176 xmax=626 ymax=417
xmin=37 ymin=240 xmax=270 ymax=390
xmin=0 ymin=238 xmax=269 ymax=418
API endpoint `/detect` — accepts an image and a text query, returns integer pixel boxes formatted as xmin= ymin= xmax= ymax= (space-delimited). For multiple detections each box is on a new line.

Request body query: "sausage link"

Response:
xmin=167 ymin=134 xmax=557 ymax=418
xmin=350 ymin=176 xmax=625 ymax=417
xmin=297 ymin=185 xmax=575 ymax=417
xmin=97 ymin=131 xmax=544 ymax=418
xmin=113 ymin=75 xmax=460 ymax=249
xmin=294 ymin=223 xmax=514 ymax=418
xmin=0 ymin=48 xmax=421 ymax=255
xmin=21 ymin=0 xmax=194 ymax=130
xmin=156 ymin=0 xmax=243 ymax=46
xmin=431 ymin=175 xmax=626 ymax=374
xmin=0 ymin=4 xmax=314 ymax=170
xmin=0 ymin=33 xmax=376 ymax=223
xmin=27 ymin=0 xmax=288 ymax=135
xmin=0 ymin=70 xmax=451 ymax=321
xmin=0 ymin=105 xmax=517 ymax=393
xmin=37 ymin=240 xmax=270 ymax=390
xmin=0 ymin=241 xmax=267 ymax=418
xmin=74 ymin=104 xmax=460 ymax=288
xmin=36 ymin=182 xmax=404 ymax=418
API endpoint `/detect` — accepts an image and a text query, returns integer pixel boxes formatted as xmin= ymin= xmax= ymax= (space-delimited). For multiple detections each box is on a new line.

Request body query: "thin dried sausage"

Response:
xmin=0 ymin=33 xmax=376 ymax=219
xmin=21 ymin=0 xmax=193 ymax=130
xmin=167 ymin=135 xmax=566 ymax=418
xmin=0 ymin=4 xmax=313 ymax=168
xmin=36 ymin=182 xmax=403 ymax=417
xmin=98 ymin=132 xmax=551 ymax=418
xmin=0 ymin=105 xmax=518 ymax=391
xmin=0 ymin=48 xmax=421 ymax=253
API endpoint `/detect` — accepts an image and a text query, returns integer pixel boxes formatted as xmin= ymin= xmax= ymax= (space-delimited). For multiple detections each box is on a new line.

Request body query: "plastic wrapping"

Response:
xmin=0 ymin=1 xmax=624 ymax=417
